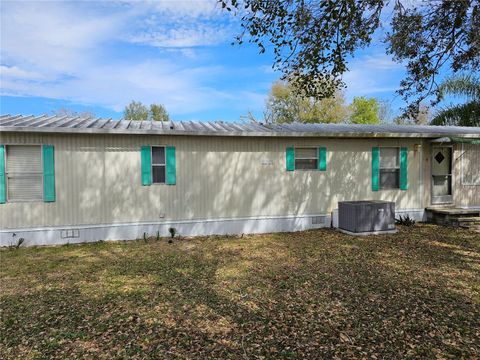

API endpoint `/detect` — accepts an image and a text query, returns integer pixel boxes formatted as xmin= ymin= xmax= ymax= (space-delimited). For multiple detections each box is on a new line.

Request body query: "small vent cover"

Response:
xmin=61 ymin=229 xmax=80 ymax=239
xmin=311 ymin=216 xmax=326 ymax=225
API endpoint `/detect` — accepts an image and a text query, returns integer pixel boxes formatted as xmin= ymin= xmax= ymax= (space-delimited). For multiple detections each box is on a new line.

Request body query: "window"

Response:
xmin=379 ymin=147 xmax=400 ymax=189
xmin=295 ymin=147 xmax=318 ymax=170
xmin=6 ymin=145 xmax=43 ymax=201
xmin=152 ymin=146 xmax=166 ymax=184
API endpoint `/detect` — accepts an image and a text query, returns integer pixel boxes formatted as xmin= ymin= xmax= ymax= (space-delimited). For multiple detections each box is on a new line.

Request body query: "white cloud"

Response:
xmin=126 ymin=1 xmax=234 ymax=49
xmin=139 ymin=0 xmax=222 ymax=19
xmin=129 ymin=23 xmax=231 ymax=48
xmin=0 ymin=65 xmax=45 ymax=80
xmin=0 ymin=0 xmax=259 ymax=118
xmin=1 ymin=1 xmax=127 ymax=73
xmin=1 ymin=59 xmax=236 ymax=115
xmin=343 ymin=53 xmax=404 ymax=100
xmin=362 ymin=54 xmax=402 ymax=70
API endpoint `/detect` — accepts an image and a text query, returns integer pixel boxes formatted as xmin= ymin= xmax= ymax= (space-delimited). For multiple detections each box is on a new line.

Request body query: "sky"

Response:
xmin=0 ymin=0 xmax=409 ymax=122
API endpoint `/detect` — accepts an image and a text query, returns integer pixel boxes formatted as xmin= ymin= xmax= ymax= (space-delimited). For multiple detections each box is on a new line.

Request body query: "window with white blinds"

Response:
xmin=6 ymin=145 xmax=43 ymax=201
xmin=379 ymin=147 xmax=400 ymax=189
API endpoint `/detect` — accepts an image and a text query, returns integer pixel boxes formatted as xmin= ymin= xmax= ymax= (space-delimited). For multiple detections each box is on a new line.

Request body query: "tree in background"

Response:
xmin=124 ymin=101 xmax=149 ymax=120
xmin=123 ymin=101 xmax=170 ymax=121
xmin=394 ymin=103 xmax=431 ymax=125
xmin=264 ymin=80 xmax=348 ymax=123
xmin=150 ymin=103 xmax=170 ymax=122
xmin=378 ymin=100 xmax=394 ymax=124
xmin=349 ymin=97 xmax=380 ymax=124
xmin=415 ymin=104 xmax=431 ymax=125
xmin=220 ymin=0 xmax=479 ymax=117
xmin=431 ymin=74 xmax=480 ymax=127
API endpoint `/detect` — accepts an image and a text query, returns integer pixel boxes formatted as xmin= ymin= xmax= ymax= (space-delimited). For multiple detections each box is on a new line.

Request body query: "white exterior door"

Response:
xmin=431 ymin=146 xmax=453 ymax=205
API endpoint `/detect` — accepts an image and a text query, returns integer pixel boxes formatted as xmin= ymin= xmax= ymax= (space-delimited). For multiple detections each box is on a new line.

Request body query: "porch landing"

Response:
xmin=425 ymin=207 xmax=480 ymax=230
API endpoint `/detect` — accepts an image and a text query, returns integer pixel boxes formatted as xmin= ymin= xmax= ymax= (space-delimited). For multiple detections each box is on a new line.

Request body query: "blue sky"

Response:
xmin=1 ymin=0 xmax=409 ymax=122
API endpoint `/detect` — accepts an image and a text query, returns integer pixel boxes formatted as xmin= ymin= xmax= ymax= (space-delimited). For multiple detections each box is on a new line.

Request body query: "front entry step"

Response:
xmin=451 ymin=217 xmax=480 ymax=228
xmin=425 ymin=208 xmax=480 ymax=229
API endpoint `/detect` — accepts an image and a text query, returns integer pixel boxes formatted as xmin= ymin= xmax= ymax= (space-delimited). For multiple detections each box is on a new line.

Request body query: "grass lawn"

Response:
xmin=1 ymin=224 xmax=479 ymax=359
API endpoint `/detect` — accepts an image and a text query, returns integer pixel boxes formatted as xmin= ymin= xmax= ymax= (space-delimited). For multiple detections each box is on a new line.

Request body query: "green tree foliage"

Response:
xmin=349 ymin=97 xmax=380 ymax=124
xmin=431 ymin=74 xmax=480 ymax=127
xmin=124 ymin=101 xmax=170 ymax=121
xmin=265 ymin=80 xmax=348 ymax=123
xmin=150 ymin=103 xmax=170 ymax=122
xmin=124 ymin=101 xmax=149 ymax=120
xmin=220 ymin=0 xmax=479 ymax=116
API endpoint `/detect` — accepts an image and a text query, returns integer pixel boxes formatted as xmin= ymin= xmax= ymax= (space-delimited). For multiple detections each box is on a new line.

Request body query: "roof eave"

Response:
xmin=2 ymin=126 xmax=479 ymax=138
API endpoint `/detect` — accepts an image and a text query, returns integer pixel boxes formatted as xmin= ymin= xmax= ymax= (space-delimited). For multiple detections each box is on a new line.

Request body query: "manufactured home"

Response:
xmin=1 ymin=114 xmax=479 ymax=246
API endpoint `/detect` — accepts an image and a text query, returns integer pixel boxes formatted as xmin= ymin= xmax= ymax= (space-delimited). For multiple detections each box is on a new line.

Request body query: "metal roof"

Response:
xmin=1 ymin=114 xmax=480 ymax=138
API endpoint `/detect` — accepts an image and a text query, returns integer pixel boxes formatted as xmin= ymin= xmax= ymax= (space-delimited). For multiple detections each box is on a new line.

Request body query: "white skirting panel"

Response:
xmin=1 ymin=208 xmax=426 ymax=247
xmin=0 ymin=214 xmax=331 ymax=247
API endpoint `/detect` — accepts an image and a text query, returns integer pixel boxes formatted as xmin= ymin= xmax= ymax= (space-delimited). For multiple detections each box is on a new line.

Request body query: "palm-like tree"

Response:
xmin=431 ymin=74 xmax=480 ymax=127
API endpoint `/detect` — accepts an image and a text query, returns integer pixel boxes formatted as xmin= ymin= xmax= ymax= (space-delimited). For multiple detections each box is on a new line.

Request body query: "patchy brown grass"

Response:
xmin=1 ymin=224 xmax=479 ymax=359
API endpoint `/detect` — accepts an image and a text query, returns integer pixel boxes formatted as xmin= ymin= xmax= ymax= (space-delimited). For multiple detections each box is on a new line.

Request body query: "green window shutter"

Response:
xmin=0 ymin=145 xmax=5 ymax=204
xmin=372 ymin=147 xmax=380 ymax=191
xmin=141 ymin=146 xmax=152 ymax=186
xmin=400 ymin=147 xmax=408 ymax=190
xmin=42 ymin=145 xmax=56 ymax=202
xmin=166 ymin=146 xmax=176 ymax=185
xmin=318 ymin=147 xmax=327 ymax=171
xmin=286 ymin=147 xmax=295 ymax=171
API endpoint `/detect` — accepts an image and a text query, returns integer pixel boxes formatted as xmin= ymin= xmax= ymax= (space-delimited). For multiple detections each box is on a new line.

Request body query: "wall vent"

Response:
xmin=311 ymin=216 xmax=327 ymax=225
xmin=60 ymin=229 xmax=80 ymax=239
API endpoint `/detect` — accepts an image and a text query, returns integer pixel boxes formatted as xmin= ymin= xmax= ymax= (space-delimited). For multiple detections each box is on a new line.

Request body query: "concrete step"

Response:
xmin=454 ymin=216 xmax=480 ymax=223
xmin=426 ymin=208 xmax=480 ymax=227
xmin=459 ymin=223 xmax=480 ymax=228
xmin=467 ymin=224 xmax=480 ymax=233
xmin=452 ymin=217 xmax=480 ymax=229
xmin=426 ymin=207 xmax=480 ymax=216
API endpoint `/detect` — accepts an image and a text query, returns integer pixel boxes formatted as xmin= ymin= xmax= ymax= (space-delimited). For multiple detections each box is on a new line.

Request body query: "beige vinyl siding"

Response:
xmin=453 ymin=143 xmax=480 ymax=207
xmin=460 ymin=143 xmax=480 ymax=185
xmin=0 ymin=132 xmax=433 ymax=229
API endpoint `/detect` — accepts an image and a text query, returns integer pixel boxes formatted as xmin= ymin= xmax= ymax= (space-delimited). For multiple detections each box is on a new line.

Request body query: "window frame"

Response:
xmin=151 ymin=145 xmax=166 ymax=185
xmin=294 ymin=146 xmax=319 ymax=171
xmin=379 ymin=146 xmax=400 ymax=190
xmin=5 ymin=144 xmax=44 ymax=203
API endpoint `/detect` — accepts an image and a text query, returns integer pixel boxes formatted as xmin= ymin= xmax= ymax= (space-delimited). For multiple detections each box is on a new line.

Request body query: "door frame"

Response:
xmin=430 ymin=144 xmax=454 ymax=205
